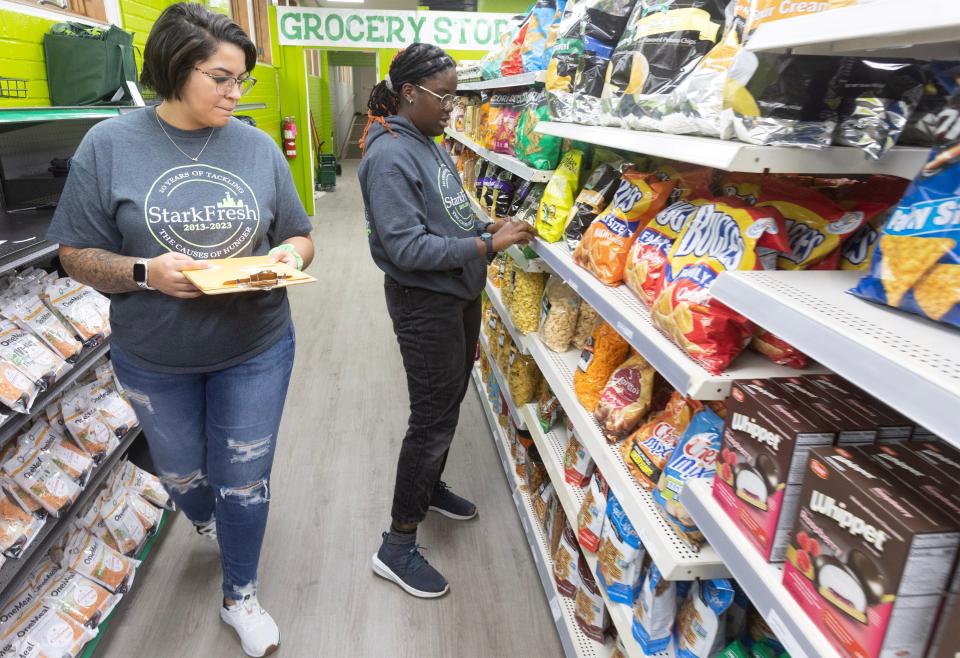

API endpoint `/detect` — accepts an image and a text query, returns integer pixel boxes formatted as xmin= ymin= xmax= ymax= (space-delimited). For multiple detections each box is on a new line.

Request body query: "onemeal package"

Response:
xmin=59 ymin=527 xmax=140 ymax=594
xmin=5 ymin=295 xmax=82 ymax=363
xmin=574 ymin=172 xmax=676 ymax=285
xmin=61 ymin=386 xmax=118 ymax=460
xmin=2 ymin=601 xmax=96 ymax=658
xmin=42 ymin=278 xmax=110 ymax=347
xmin=0 ymin=320 xmax=68 ymax=391
xmin=536 ymin=149 xmax=585 ymax=242
xmin=652 ymin=200 xmax=789 ymax=374
xmin=44 ymin=568 xmax=120 ymax=629
xmin=2 ymin=448 xmax=80 ymax=517
xmin=0 ymin=490 xmax=44 ymax=559
xmin=852 ymin=75 xmax=960 ymax=327
xmin=0 ymin=358 xmax=39 ymax=415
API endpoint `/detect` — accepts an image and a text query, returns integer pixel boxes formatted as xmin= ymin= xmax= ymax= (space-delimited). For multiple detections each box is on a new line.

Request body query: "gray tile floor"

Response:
xmin=96 ymin=162 xmax=562 ymax=658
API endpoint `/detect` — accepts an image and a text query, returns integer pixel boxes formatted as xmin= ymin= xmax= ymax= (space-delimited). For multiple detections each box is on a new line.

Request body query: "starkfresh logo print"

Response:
xmin=438 ymin=166 xmax=474 ymax=231
xmin=145 ymin=165 xmax=261 ymax=258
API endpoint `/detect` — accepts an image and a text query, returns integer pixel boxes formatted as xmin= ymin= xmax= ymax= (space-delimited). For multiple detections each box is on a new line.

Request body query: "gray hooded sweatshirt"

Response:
xmin=358 ymin=116 xmax=486 ymax=300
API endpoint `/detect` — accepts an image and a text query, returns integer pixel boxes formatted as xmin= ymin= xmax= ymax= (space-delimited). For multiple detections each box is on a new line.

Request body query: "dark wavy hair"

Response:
xmin=360 ymin=43 xmax=456 ymax=154
xmin=140 ymin=2 xmax=257 ymax=101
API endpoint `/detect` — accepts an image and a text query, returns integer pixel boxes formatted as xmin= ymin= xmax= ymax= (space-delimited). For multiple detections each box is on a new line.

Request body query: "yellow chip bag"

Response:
xmin=536 ymin=149 xmax=584 ymax=243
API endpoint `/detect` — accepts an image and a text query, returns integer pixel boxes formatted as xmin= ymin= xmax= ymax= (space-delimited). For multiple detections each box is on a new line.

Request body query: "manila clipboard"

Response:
xmin=183 ymin=256 xmax=316 ymax=295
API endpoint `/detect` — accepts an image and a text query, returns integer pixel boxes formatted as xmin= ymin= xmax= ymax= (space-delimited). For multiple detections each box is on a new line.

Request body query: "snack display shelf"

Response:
xmin=467 ymin=194 xmax=549 ymax=273
xmin=680 ymin=479 xmax=842 ymax=658
xmin=0 ymin=107 xmax=127 ymax=124
xmin=0 ymin=241 xmax=58 ymax=278
xmin=745 ymin=0 xmax=960 ymax=59
xmin=445 ymin=127 xmax=555 ymax=182
xmin=0 ymin=426 xmax=142 ymax=600
xmin=711 ymin=270 xmax=960 ymax=446
xmin=534 ymin=122 xmax=929 ymax=178
xmin=478 ymin=328 xmax=527 ymax=429
xmin=77 ymin=506 xmax=172 ymax=658
xmin=0 ymin=340 xmax=112 ymax=448
xmin=523 ymin=405 xmax=673 ymax=658
xmin=527 ymin=334 xmax=729 ymax=580
xmin=471 ymin=369 xmax=613 ymax=658
xmin=532 ymin=239 xmax=820 ymax=400
xmin=485 ymin=279 xmax=530 ymax=354
xmin=457 ymin=71 xmax=546 ymax=91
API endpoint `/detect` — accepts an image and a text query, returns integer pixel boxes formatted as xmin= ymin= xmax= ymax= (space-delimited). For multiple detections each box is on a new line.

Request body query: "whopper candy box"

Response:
xmin=713 ymin=379 xmax=835 ymax=562
xmin=783 ymin=447 xmax=960 ymax=658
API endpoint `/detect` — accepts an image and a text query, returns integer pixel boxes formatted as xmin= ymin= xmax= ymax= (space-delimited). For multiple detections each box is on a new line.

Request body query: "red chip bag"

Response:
xmin=653 ymin=200 xmax=788 ymax=373
xmin=574 ymin=172 xmax=676 ymax=285
xmin=651 ymin=164 xmax=714 ymax=203
xmin=750 ymin=328 xmax=809 ymax=369
xmin=624 ymin=201 xmax=700 ymax=305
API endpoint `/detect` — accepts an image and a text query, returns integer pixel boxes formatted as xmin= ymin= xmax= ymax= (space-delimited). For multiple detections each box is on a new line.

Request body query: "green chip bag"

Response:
xmin=515 ymin=89 xmax=563 ymax=170
xmin=718 ymin=640 xmax=750 ymax=658
xmin=535 ymin=149 xmax=584 ymax=243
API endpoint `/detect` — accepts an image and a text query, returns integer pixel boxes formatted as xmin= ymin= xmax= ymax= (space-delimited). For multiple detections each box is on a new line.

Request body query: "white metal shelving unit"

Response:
xmin=486 ymin=280 xmax=530 ymax=355
xmin=527 ymin=334 xmax=730 ymax=580
xmin=680 ymin=479 xmax=843 ymax=658
xmin=532 ymin=239 xmax=822 ymax=400
xmin=478 ymin=328 xmax=527 ymax=429
xmin=457 ymin=71 xmax=546 ymax=91
xmin=467 ymin=193 xmax=549 ymax=273
xmin=523 ymin=405 xmax=674 ymax=658
xmin=534 ymin=122 xmax=928 ymax=178
xmin=445 ymin=127 xmax=555 ymax=182
xmin=745 ymin=0 xmax=960 ymax=59
xmin=711 ymin=270 xmax=960 ymax=446
xmin=472 ymin=370 xmax=613 ymax=658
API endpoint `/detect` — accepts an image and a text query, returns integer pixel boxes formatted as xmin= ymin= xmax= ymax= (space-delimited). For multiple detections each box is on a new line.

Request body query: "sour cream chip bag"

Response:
xmin=653 ymin=200 xmax=788 ymax=374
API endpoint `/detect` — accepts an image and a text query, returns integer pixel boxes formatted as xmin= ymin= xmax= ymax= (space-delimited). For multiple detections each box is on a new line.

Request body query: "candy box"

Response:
xmin=783 ymin=447 xmax=960 ymax=658
xmin=713 ymin=379 xmax=835 ymax=561
xmin=774 ymin=376 xmax=878 ymax=445
xmin=804 ymin=374 xmax=913 ymax=443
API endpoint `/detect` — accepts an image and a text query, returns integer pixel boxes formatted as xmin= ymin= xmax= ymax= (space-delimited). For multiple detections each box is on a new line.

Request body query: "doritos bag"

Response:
xmin=574 ymin=172 xmax=677 ymax=285
xmin=624 ymin=200 xmax=700 ymax=306
xmin=653 ymin=200 xmax=788 ymax=374
xmin=521 ymin=0 xmax=562 ymax=73
xmin=852 ymin=72 xmax=960 ymax=328
xmin=536 ymin=149 xmax=585 ymax=242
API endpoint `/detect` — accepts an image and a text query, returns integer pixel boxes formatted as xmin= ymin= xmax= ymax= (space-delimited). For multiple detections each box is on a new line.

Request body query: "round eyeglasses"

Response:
xmin=195 ymin=68 xmax=257 ymax=97
xmin=415 ymin=84 xmax=456 ymax=110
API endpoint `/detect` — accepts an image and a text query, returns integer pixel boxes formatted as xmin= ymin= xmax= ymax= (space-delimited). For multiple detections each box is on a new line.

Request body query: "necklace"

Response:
xmin=154 ymin=107 xmax=215 ymax=162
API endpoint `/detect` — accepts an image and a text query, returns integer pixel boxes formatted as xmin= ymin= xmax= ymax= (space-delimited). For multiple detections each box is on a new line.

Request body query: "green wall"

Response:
xmin=478 ymin=0 xmax=530 ymax=13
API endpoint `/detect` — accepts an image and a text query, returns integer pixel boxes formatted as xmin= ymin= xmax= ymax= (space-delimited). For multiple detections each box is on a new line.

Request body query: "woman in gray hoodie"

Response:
xmin=359 ymin=43 xmax=534 ymax=599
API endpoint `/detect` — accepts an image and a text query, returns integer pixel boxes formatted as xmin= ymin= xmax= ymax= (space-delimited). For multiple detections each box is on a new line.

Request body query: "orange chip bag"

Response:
xmin=61 ymin=528 xmax=139 ymax=594
xmin=44 ymin=568 xmax=120 ymax=628
xmin=573 ymin=322 xmax=630 ymax=413
xmin=620 ymin=392 xmax=700 ymax=489
xmin=624 ymin=201 xmax=700 ymax=306
xmin=756 ymin=179 xmax=872 ymax=270
xmin=653 ymin=200 xmax=789 ymax=374
xmin=574 ymin=172 xmax=676 ymax=285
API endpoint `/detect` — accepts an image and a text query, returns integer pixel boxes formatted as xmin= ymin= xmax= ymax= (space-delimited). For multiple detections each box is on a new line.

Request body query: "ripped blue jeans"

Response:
xmin=109 ymin=324 xmax=295 ymax=600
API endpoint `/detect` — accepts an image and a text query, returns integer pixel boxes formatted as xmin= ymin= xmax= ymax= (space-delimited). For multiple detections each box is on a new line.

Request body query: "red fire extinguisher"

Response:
xmin=282 ymin=116 xmax=297 ymax=159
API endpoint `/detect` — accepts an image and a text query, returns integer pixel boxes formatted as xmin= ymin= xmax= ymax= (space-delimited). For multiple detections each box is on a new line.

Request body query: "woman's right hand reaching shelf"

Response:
xmin=492 ymin=220 xmax=537 ymax=253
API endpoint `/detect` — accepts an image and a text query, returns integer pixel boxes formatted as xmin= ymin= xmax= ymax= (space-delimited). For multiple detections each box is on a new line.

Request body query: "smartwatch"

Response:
xmin=481 ymin=232 xmax=496 ymax=263
xmin=133 ymin=258 xmax=154 ymax=290
xmin=483 ymin=221 xmax=496 ymax=234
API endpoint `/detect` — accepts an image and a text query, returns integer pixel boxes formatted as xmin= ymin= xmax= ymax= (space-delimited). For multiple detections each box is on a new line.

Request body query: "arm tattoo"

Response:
xmin=59 ymin=248 xmax=140 ymax=294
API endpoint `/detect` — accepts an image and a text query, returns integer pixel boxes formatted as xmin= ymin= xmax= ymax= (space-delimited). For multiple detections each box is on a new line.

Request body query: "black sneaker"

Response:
xmin=372 ymin=532 xmax=450 ymax=599
xmin=429 ymin=481 xmax=478 ymax=521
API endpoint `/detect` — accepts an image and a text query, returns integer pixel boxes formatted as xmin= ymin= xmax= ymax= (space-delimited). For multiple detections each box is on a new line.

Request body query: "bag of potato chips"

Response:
xmin=536 ymin=149 xmax=585 ymax=242
xmin=653 ymin=200 xmax=788 ymax=374
xmin=624 ymin=200 xmax=700 ymax=306
xmin=852 ymin=77 xmax=960 ymax=327
xmin=574 ymin=172 xmax=676 ymax=285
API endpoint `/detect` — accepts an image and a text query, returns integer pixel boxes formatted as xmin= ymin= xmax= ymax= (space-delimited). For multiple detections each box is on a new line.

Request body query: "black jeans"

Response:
xmin=384 ymin=275 xmax=482 ymax=525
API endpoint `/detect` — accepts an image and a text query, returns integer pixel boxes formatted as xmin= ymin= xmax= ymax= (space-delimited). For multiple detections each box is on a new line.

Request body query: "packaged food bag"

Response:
xmin=653 ymin=407 xmax=722 ymax=550
xmin=61 ymin=386 xmax=117 ymax=460
xmin=652 ymin=200 xmax=789 ymax=374
xmin=536 ymin=149 xmax=585 ymax=242
xmin=621 ymin=391 xmax=699 ymax=489
xmin=88 ymin=381 xmax=137 ymax=439
xmin=675 ymin=579 xmax=735 ymax=658
xmin=0 ymin=320 xmax=68 ymax=390
xmin=593 ymin=352 xmax=656 ymax=442
xmin=572 ymin=303 xmax=601 ymax=351
xmin=10 ymin=295 xmax=81 ymax=363
xmin=578 ymin=471 xmax=609 ymax=552
xmin=102 ymin=490 xmax=147 ymax=556
xmin=554 ymin=521 xmax=582 ymax=598
xmin=574 ymin=172 xmax=677 ymax=285
xmin=583 ymin=0 xmax=636 ymax=45
xmin=60 ymin=528 xmax=139 ymax=594
xmin=545 ymin=1 xmax=588 ymax=121
xmin=624 ymin=200 xmax=700 ymax=306
xmin=574 ymin=552 xmax=610 ymax=642
xmin=42 ymin=278 xmax=110 ymax=346
xmin=749 ymin=329 xmax=808 ymax=369
xmin=852 ymin=82 xmax=960 ymax=327
xmin=507 ymin=347 xmax=541 ymax=407
xmin=44 ymin=568 xmax=120 ymax=629
xmin=4 ymin=451 xmax=80 ymax=517
xmin=563 ymin=432 xmax=595 ymax=488
xmin=21 ymin=420 xmax=93 ymax=486
xmin=0 ymin=490 xmax=43 ymax=559
xmin=540 ymin=275 xmax=581 ymax=352
xmin=0 ymin=358 xmax=40 ymax=414
xmin=596 ymin=492 xmax=646 ymax=605
xmin=510 ymin=270 xmax=548 ymax=334
xmin=521 ymin=0 xmax=562 ymax=73
xmin=5 ymin=601 xmax=95 ymax=658
xmin=538 ymin=387 xmax=562 ymax=433
xmin=123 ymin=489 xmax=162 ymax=532
xmin=632 ymin=562 xmax=677 ymax=655
xmin=574 ymin=322 xmax=630 ymax=412
xmin=565 ymin=161 xmax=624 ymax=252
xmin=832 ymin=58 xmax=924 ymax=159
xmin=900 ymin=61 xmax=959 ymax=147
xmin=572 ymin=38 xmax=615 ymax=124
xmin=491 ymin=92 xmax=527 ymax=156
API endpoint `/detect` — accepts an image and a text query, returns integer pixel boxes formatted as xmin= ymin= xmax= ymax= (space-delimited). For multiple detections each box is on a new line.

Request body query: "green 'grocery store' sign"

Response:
xmin=277 ymin=8 xmax=515 ymax=51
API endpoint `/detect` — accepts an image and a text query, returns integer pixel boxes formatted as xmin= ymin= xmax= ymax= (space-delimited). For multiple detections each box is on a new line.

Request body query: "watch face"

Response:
xmin=133 ymin=262 xmax=147 ymax=283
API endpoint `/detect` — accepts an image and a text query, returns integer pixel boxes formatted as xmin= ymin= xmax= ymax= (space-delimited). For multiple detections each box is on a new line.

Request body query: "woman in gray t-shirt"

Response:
xmin=46 ymin=5 xmax=312 ymax=656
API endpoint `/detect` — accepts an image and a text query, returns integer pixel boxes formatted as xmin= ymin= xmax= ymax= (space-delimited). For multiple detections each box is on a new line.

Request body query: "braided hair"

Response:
xmin=359 ymin=43 xmax=456 ymax=156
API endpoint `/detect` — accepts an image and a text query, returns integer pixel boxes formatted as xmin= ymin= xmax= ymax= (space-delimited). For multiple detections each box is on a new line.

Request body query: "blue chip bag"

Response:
xmin=595 ymin=491 xmax=646 ymax=605
xmin=632 ymin=562 xmax=677 ymax=654
xmin=676 ymin=578 xmax=735 ymax=658
xmin=851 ymin=66 xmax=960 ymax=327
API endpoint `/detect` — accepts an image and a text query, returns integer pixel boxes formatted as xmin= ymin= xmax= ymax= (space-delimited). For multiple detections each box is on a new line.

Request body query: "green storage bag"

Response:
xmin=43 ymin=23 xmax=138 ymax=106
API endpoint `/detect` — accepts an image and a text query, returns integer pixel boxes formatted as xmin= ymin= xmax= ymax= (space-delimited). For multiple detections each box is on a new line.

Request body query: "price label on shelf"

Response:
xmin=766 ymin=609 xmax=808 ymax=658
xmin=615 ymin=321 xmax=635 ymax=341
xmin=549 ymin=596 xmax=561 ymax=622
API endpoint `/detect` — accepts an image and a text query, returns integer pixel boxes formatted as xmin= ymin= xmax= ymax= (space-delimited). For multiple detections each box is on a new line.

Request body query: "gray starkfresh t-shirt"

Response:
xmin=47 ymin=107 xmax=312 ymax=373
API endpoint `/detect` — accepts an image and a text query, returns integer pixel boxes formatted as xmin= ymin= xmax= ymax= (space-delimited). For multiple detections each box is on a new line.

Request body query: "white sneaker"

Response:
xmin=220 ymin=596 xmax=280 ymax=657
xmin=194 ymin=519 xmax=218 ymax=544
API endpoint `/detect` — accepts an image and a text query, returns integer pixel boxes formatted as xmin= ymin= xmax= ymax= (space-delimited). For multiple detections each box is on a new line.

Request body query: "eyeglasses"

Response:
xmin=195 ymin=68 xmax=257 ymax=97
xmin=415 ymin=85 xmax=456 ymax=110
